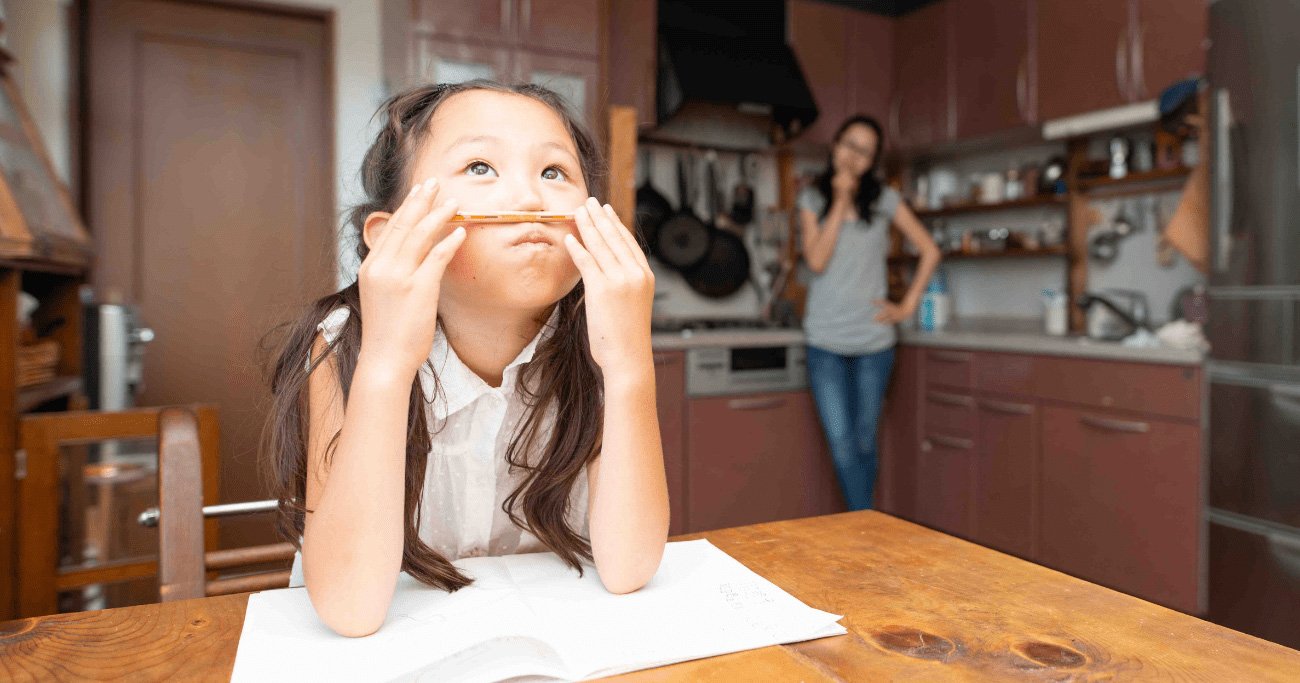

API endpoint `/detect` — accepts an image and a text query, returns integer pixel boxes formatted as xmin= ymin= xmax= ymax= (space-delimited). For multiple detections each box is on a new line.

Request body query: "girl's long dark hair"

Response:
xmin=814 ymin=115 xmax=885 ymax=222
xmin=261 ymin=80 xmax=607 ymax=591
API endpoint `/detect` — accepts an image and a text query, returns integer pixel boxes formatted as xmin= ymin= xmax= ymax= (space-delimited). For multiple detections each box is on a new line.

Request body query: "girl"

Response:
xmin=797 ymin=114 xmax=940 ymax=511
xmin=263 ymin=81 xmax=668 ymax=637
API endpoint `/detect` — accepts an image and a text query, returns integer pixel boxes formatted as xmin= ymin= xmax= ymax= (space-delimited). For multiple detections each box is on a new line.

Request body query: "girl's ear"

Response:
xmin=362 ymin=211 xmax=393 ymax=251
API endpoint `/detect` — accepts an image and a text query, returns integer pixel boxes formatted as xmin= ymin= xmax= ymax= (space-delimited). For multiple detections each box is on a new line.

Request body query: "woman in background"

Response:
xmin=796 ymin=115 xmax=941 ymax=511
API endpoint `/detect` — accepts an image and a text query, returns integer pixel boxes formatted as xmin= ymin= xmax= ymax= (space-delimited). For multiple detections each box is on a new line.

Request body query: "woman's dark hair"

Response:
xmin=814 ymin=114 xmax=885 ymax=222
xmin=261 ymin=80 xmax=607 ymax=592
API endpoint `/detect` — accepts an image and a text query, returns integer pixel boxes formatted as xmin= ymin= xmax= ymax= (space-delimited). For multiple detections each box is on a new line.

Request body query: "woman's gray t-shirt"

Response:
xmin=797 ymin=184 xmax=901 ymax=356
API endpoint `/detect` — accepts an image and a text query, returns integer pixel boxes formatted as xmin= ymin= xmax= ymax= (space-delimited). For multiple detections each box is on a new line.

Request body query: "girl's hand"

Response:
xmin=831 ymin=172 xmax=858 ymax=203
xmin=564 ymin=197 xmax=655 ymax=382
xmin=873 ymin=298 xmax=915 ymax=325
xmin=357 ymin=178 xmax=466 ymax=378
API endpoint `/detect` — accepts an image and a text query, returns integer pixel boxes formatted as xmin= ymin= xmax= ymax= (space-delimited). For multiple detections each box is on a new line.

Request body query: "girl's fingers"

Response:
xmin=380 ymin=178 xmax=441 ymax=257
xmin=405 ymin=198 xmax=460 ymax=268
xmin=412 ymin=225 xmax=467 ymax=284
xmin=601 ymin=202 xmax=651 ymax=271
xmin=563 ymin=233 xmax=600 ymax=282
xmin=369 ymin=183 xmax=421 ymax=255
xmin=573 ymin=203 xmax=615 ymax=277
xmin=583 ymin=197 xmax=636 ymax=271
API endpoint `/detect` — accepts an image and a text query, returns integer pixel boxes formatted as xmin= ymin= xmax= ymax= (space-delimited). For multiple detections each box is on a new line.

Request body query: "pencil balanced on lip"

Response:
xmin=450 ymin=212 xmax=576 ymax=224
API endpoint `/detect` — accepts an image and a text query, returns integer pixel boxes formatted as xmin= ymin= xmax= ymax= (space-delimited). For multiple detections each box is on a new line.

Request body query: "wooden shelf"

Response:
xmin=17 ymin=375 xmax=82 ymax=413
xmin=915 ymin=194 xmax=1067 ymax=219
xmin=889 ymin=245 xmax=1069 ymax=265
xmin=1077 ymin=166 xmax=1192 ymax=196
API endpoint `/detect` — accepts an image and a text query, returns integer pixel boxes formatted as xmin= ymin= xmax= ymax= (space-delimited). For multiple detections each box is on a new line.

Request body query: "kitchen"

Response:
xmin=0 ymin=0 xmax=1298 ymax=679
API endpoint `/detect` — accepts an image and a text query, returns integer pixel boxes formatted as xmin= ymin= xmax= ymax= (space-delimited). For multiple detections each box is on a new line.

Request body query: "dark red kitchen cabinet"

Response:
xmin=892 ymin=0 xmax=951 ymax=149
xmin=923 ymin=348 xmax=974 ymax=389
xmin=516 ymin=0 xmax=601 ymax=57
xmin=788 ymin=0 xmax=852 ymax=147
xmin=952 ymin=0 xmax=1035 ymax=138
xmin=1131 ymin=0 xmax=1208 ymax=100
xmin=915 ymin=431 xmax=975 ymax=538
xmin=1039 ymin=405 xmax=1203 ymax=614
xmin=879 ymin=346 xmax=920 ymax=518
xmin=849 ymin=10 xmax=895 ymax=123
xmin=654 ymin=351 xmax=687 ymax=537
xmin=972 ymin=397 xmax=1038 ymax=559
xmin=608 ymin=0 xmax=657 ymax=128
xmin=686 ymin=390 xmax=842 ymax=533
xmin=1036 ymin=0 xmax=1132 ymax=120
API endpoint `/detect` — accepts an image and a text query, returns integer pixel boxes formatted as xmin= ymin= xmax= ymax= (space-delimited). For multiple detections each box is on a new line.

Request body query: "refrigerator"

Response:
xmin=1205 ymin=0 xmax=1300 ymax=649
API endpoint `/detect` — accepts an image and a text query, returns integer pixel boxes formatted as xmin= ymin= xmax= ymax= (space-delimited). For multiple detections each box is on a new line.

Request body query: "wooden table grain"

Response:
xmin=3 ymin=511 xmax=1298 ymax=681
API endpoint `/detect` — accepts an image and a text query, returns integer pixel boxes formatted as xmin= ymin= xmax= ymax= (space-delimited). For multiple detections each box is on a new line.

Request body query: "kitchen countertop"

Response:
xmin=653 ymin=318 xmax=1205 ymax=365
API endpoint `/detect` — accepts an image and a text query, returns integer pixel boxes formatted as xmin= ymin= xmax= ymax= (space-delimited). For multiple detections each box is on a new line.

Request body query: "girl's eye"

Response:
xmin=465 ymin=161 xmax=496 ymax=177
xmin=542 ymin=166 xmax=568 ymax=181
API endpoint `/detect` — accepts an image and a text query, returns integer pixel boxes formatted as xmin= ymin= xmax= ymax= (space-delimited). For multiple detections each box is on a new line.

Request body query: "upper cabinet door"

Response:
xmin=849 ymin=10 xmax=895 ymax=123
xmin=607 ymin=0 xmax=657 ymax=128
xmin=788 ymin=0 xmax=851 ymax=147
xmin=952 ymin=0 xmax=1033 ymax=139
xmin=893 ymin=1 xmax=951 ymax=149
xmin=516 ymin=0 xmax=601 ymax=57
xmin=1131 ymin=0 xmax=1208 ymax=100
xmin=516 ymin=50 xmax=600 ymax=126
xmin=1037 ymin=0 xmax=1132 ymax=120
xmin=413 ymin=0 xmax=515 ymax=43
xmin=412 ymin=37 xmax=514 ymax=88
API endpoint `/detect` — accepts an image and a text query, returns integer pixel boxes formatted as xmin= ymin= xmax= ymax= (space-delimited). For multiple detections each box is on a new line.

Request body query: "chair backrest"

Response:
xmin=155 ymin=407 xmax=293 ymax=601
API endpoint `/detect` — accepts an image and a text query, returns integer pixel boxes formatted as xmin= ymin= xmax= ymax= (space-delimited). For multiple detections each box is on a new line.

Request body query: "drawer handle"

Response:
xmin=1080 ymin=414 xmax=1150 ymax=434
xmin=653 ymin=354 xmax=677 ymax=366
xmin=927 ymin=391 xmax=975 ymax=408
xmin=929 ymin=351 xmax=972 ymax=364
xmin=927 ymin=434 xmax=974 ymax=450
xmin=978 ymin=398 xmax=1033 ymax=415
xmin=727 ymin=397 xmax=787 ymax=411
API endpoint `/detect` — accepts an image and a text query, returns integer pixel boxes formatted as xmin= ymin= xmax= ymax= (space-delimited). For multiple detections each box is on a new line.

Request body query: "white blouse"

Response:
xmin=288 ymin=308 xmax=589 ymax=587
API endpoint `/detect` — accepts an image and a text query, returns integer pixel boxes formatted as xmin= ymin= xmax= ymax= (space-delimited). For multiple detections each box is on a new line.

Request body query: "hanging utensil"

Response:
xmin=634 ymin=147 xmax=672 ymax=253
xmin=682 ymin=151 xmax=751 ymax=298
xmin=730 ymin=154 xmax=755 ymax=225
xmin=652 ymin=153 xmax=711 ymax=270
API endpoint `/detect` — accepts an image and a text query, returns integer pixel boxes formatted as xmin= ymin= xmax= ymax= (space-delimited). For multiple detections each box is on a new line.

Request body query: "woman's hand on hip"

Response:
xmin=357 ymin=178 xmax=466 ymax=378
xmin=564 ymin=197 xmax=655 ymax=383
xmin=873 ymin=298 xmax=915 ymax=325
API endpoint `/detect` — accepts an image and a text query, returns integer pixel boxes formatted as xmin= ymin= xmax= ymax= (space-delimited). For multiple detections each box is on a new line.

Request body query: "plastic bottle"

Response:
xmin=1042 ymin=289 xmax=1069 ymax=336
xmin=918 ymin=268 xmax=951 ymax=332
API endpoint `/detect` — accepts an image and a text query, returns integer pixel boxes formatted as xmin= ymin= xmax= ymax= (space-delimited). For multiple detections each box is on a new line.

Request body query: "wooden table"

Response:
xmin=3 ymin=511 xmax=1299 ymax=681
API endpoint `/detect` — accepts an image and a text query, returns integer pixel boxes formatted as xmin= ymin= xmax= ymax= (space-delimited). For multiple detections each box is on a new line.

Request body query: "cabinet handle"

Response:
xmin=1015 ymin=55 xmax=1028 ymax=123
xmin=1114 ymin=29 xmax=1130 ymax=102
xmin=1080 ymin=414 xmax=1149 ymax=434
xmin=929 ymin=350 xmax=972 ymax=364
xmin=888 ymin=93 xmax=903 ymax=143
xmin=1213 ymin=88 xmax=1233 ymax=273
xmin=501 ymin=0 xmax=514 ymax=36
xmin=979 ymin=398 xmax=1033 ymax=415
xmin=653 ymin=354 xmax=677 ymax=367
xmin=520 ymin=0 xmax=531 ymax=36
xmin=928 ymin=434 xmax=974 ymax=450
xmin=926 ymin=391 xmax=974 ymax=408
xmin=1131 ymin=22 xmax=1147 ymax=99
xmin=727 ymin=397 xmax=787 ymax=411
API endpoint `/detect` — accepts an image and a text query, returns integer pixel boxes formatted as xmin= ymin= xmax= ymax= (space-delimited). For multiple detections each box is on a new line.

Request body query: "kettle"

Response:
xmin=1076 ymin=290 xmax=1148 ymax=341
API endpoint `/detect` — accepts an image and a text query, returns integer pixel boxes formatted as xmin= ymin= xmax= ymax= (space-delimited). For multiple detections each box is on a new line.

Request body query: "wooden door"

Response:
xmin=515 ymin=50 xmax=600 ymax=127
xmin=516 ymin=0 xmax=601 ymax=57
xmin=1037 ymin=0 xmax=1133 ymax=120
xmin=952 ymin=0 xmax=1034 ymax=138
xmin=1131 ymin=0 xmax=1208 ymax=100
xmin=686 ymin=390 xmax=839 ymax=533
xmin=85 ymin=1 xmax=334 ymax=550
xmin=654 ymin=351 xmax=687 ymax=537
xmin=1039 ymin=405 xmax=1202 ymax=613
xmin=915 ymin=431 xmax=975 ymax=538
xmin=412 ymin=0 xmax=515 ymax=43
xmin=892 ymin=1 xmax=951 ymax=148
xmin=788 ymin=0 xmax=850 ymax=147
xmin=972 ymin=397 xmax=1038 ymax=559
xmin=849 ymin=10 xmax=895 ymax=123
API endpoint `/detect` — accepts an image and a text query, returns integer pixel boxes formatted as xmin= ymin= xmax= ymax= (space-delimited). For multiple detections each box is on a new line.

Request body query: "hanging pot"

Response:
xmin=683 ymin=153 xmax=751 ymax=298
xmin=633 ymin=148 xmax=672 ymax=253
xmin=653 ymin=153 xmax=711 ymax=270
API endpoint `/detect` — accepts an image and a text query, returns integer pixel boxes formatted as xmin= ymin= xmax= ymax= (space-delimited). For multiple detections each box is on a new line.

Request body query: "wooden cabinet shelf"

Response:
xmin=1077 ymin=166 xmax=1193 ymax=196
xmin=17 ymin=376 xmax=83 ymax=414
xmin=915 ymin=194 xmax=1067 ymax=219
xmin=889 ymin=245 xmax=1068 ymax=265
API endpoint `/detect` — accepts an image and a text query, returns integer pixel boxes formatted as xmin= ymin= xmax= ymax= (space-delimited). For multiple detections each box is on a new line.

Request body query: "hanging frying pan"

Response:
xmin=730 ymin=154 xmax=755 ymax=226
xmin=683 ymin=152 xmax=751 ymax=298
xmin=652 ymin=153 xmax=711 ymax=270
xmin=633 ymin=147 xmax=671 ymax=253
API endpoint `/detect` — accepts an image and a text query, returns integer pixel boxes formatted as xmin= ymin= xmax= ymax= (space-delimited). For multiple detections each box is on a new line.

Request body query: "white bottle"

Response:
xmin=1042 ymin=289 xmax=1068 ymax=336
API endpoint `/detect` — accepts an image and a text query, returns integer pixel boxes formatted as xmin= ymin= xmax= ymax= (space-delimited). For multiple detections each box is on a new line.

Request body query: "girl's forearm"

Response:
xmin=587 ymin=364 xmax=670 ymax=593
xmin=302 ymin=360 xmax=411 ymax=636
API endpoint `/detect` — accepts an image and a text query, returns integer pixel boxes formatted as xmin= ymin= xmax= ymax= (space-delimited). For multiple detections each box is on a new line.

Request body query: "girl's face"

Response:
xmin=376 ymin=90 xmax=589 ymax=314
xmin=832 ymin=123 xmax=878 ymax=179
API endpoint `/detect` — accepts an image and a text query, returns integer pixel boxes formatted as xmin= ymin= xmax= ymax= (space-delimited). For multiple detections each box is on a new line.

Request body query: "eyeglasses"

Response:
xmin=836 ymin=140 xmax=875 ymax=160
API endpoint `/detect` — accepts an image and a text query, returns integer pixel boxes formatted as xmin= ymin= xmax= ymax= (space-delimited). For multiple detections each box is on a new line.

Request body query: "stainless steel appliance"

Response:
xmin=1205 ymin=0 xmax=1300 ymax=649
xmin=684 ymin=339 xmax=807 ymax=397
xmin=83 ymin=298 xmax=155 ymax=411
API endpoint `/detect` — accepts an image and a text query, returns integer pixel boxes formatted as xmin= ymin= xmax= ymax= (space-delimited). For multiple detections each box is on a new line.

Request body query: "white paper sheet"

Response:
xmin=231 ymin=540 xmax=846 ymax=682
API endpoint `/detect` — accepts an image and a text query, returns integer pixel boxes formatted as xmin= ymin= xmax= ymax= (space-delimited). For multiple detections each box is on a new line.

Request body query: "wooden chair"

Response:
xmin=152 ymin=406 xmax=294 ymax=601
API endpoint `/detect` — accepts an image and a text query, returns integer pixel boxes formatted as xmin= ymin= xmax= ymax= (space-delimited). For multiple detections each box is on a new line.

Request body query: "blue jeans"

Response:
xmin=806 ymin=345 xmax=895 ymax=511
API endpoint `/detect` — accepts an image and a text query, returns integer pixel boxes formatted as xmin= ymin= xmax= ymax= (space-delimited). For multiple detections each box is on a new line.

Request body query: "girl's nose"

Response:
xmin=504 ymin=175 xmax=546 ymax=211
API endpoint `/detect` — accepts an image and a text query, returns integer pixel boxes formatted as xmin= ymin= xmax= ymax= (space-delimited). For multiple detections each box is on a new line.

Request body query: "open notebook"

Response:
xmin=231 ymin=539 xmax=845 ymax=682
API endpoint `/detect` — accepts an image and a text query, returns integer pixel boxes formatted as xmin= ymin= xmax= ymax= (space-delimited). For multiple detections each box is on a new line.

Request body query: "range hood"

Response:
xmin=651 ymin=0 xmax=819 ymax=149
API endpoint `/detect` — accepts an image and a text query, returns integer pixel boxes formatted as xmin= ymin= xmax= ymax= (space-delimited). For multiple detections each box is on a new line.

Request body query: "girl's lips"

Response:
xmin=509 ymin=226 xmax=558 ymax=246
